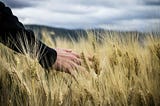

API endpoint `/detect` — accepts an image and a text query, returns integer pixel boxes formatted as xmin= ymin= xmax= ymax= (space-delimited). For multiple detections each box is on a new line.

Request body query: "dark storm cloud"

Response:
xmin=143 ymin=0 xmax=160 ymax=6
xmin=1 ymin=0 xmax=35 ymax=8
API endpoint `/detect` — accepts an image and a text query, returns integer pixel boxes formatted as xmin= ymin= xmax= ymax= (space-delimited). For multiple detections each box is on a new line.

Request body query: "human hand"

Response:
xmin=53 ymin=48 xmax=83 ymax=75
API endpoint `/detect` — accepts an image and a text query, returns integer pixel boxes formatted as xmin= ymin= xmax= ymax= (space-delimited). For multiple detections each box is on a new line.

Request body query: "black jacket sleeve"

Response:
xmin=0 ymin=2 xmax=57 ymax=69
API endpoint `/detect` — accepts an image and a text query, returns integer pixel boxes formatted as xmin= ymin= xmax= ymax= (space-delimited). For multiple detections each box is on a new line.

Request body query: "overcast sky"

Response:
xmin=2 ymin=0 xmax=160 ymax=32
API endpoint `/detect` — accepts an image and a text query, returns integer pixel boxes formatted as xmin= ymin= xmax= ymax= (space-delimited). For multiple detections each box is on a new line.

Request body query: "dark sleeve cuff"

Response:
xmin=38 ymin=42 xmax=57 ymax=70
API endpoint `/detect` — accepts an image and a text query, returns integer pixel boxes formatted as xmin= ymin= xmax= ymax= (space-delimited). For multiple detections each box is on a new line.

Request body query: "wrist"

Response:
xmin=38 ymin=42 xmax=57 ymax=70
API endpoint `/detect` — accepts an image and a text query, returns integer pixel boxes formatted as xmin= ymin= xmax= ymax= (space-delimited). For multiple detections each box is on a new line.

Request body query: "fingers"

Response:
xmin=70 ymin=56 xmax=82 ymax=65
xmin=69 ymin=51 xmax=80 ymax=58
xmin=65 ymin=50 xmax=80 ymax=58
xmin=61 ymin=59 xmax=82 ymax=73
xmin=62 ymin=61 xmax=77 ymax=76
xmin=59 ymin=51 xmax=82 ymax=65
xmin=64 ymin=49 xmax=72 ymax=53
xmin=57 ymin=48 xmax=80 ymax=58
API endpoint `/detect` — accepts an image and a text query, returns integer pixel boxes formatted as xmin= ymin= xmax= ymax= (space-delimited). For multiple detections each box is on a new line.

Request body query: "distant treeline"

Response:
xmin=25 ymin=24 xmax=159 ymax=42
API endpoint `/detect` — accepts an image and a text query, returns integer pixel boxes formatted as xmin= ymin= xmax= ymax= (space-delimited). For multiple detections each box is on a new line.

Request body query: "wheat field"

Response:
xmin=0 ymin=31 xmax=160 ymax=106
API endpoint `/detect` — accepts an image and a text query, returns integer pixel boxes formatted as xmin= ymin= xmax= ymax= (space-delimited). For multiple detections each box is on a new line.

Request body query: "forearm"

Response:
xmin=0 ymin=29 xmax=57 ymax=69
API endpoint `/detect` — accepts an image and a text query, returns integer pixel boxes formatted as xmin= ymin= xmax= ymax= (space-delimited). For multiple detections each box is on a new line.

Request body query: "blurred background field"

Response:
xmin=0 ymin=29 xmax=160 ymax=106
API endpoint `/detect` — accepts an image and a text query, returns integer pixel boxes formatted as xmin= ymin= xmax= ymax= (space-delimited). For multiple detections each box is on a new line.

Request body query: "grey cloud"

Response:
xmin=117 ymin=7 xmax=160 ymax=21
xmin=76 ymin=5 xmax=160 ymax=27
xmin=8 ymin=0 xmax=160 ymax=32
xmin=1 ymin=0 xmax=32 ymax=8
xmin=62 ymin=0 xmax=140 ymax=7
xmin=1 ymin=0 xmax=43 ymax=8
